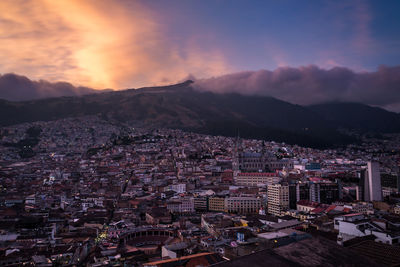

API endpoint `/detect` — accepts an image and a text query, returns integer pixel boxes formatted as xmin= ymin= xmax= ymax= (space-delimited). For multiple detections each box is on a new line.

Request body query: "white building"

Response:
xmin=361 ymin=162 xmax=382 ymax=201
xmin=234 ymin=172 xmax=281 ymax=187
xmin=335 ymin=214 xmax=400 ymax=245
xmin=167 ymin=197 xmax=194 ymax=213
xmin=344 ymin=202 xmax=374 ymax=215
xmin=268 ymin=184 xmax=289 ymax=216
xmin=170 ymin=183 xmax=187 ymax=194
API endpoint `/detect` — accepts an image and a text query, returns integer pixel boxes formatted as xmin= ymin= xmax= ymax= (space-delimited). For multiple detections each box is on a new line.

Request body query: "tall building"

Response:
xmin=289 ymin=184 xmax=298 ymax=209
xmin=381 ymin=173 xmax=400 ymax=192
xmin=267 ymin=184 xmax=289 ymax=216
xmin=289 ymin=181 xmax=340 ymax=208
xmin=360 ymin=161 xmax=382 ymax=202
xmin=309 ymin=182 xmax=341 ymax=204
xmin=289 ymin=183 xmax=310 ymax=209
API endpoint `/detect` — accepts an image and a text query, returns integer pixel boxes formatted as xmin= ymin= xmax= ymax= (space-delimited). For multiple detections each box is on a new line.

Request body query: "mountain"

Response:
xmin=0 ymin=80 xmax=352 ymax=148
xmin=0 ymin=73 xmax=102 ymax=101
xmin=309 ymin=102 xmax=400 ymax=133
xmin=0 ymin=80 xmax=398 ymax=148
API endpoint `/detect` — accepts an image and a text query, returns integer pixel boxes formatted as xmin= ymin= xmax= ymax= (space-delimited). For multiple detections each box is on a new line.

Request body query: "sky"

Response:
xmin=0 ymin=0 xmax=400 ymax=109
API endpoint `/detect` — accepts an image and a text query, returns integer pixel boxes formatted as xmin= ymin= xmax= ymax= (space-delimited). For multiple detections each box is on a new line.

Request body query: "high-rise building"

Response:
xmin=289 ymin=184 xmax=298 ymax=209
xmin=267 ymin=183 xmax=289 ymax=216
xmin=289 ymin=180 xmax=341 ymax=208
xmin=289 ymin=182 xmax=312 ymax=209
xmin=309 ymin=182 xmax=341 ymax=204
xmin=381 ymin=173 xmax=400 ymax=192
xmin=360 ymin=161 xmax=382 ymax=201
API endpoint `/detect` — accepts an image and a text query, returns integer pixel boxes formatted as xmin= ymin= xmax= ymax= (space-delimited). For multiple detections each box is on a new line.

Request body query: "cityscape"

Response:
xmin=1 ymin=1 xmax=400 ymax=266
xmin=0 ymin=116 xmax=399 ymax=266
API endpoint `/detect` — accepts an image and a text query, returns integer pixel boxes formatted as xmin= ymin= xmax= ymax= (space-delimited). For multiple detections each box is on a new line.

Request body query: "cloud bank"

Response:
xmin=0 ymin=0 xmax=231 ymax=89
xmin=193 ymin=65 xmax=400 ymax=112
xmin=0 ymin=73 xmax=96 ymax=101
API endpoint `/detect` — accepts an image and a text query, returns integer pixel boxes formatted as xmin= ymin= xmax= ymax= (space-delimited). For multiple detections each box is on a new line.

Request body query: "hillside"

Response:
xmin=1 ymin=81 xmax=399 ymax=148
xmin=309 ymin=103 xmax=400 ymax=133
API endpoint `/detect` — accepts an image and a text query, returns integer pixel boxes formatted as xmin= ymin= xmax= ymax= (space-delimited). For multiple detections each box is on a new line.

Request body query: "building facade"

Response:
xmin=166 ymin=197 xmax=194 ymax=213
xmin=225 ymin=196 xmax=262 ymax=214
xmin=194 ymin=197 xmax=208 ymax=211
xmin=360 ymin=162 xmax=382 ymax=202
xmin=267 ymin=184 xmax=289 ymax=216
xmin=208 ymin=197 xmax=226 ymax=212
xmin=234 ymin=172 xmax=281 ymax=187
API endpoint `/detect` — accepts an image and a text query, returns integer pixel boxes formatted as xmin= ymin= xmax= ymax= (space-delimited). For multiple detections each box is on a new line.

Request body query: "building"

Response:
xmin=305 ymin=162 xmax=321 ymax=170
xmin=382 ymin=187 xmax=397 ymax=198
xmin=208 ymin=197 xmax=226 ymax=212
xmin=343 ymin=186 xmax=361 ymax=201
xmin=267 ymin=184 xmax=289 ymax=216
xmin=360 ymin=162 xmax=382 ymax=202
xmin=269 ymin=159 xmax=294 ymax=171
xmin=289 ymin=181 xmax=340 ymax=208
xmin=289 ymin=183 xmax=310 ymax=209
xmin=143 ymin=252 xmax=225 ymax=267
xmin=194 ymin=196 xmax=208 ymax=211
xmin=166 ymin=197 xmax=194 ymax=213
xmin=237 ymin=151 xmax=270 ymax=172
xmin=233 ymin=139 xmax=293 ymax=173
xmin=381 ymin=173 xmax=400 ymax=192
xmin=146 ymin=208 xmax=172 ymax=225
xmin=335 ymin=213 xmax=400 ymax=245
xmin=221 ymin=170 xmax=234 ymax=184
xmin=225 ymin=196 xmax=262 ymax=214
xmin=394 ymin=205 xmax=400 ymax=215
xmin=345 ymin=202 xmax=374 ymax=215
xmin=289 ymin=184 xmax=298 ymax=210
xmin=296 ymin=200 xmax=320 ymax=213
xmin=234 ymin=172 xmax=281 ymax=187
xmin=169 ymin=183 xmax=186 ymax=194
xmin=309 ymin=182 xmax=340 ymax=204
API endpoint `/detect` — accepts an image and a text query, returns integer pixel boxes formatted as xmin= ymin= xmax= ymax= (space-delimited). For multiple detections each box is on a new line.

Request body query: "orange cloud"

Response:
xmin=0 ymin=0 xmax=231 ymax=89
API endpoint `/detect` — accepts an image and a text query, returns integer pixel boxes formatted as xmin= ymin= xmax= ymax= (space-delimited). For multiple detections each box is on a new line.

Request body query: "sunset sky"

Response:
xmin=1 ymin=0 xmax=400 ymax=90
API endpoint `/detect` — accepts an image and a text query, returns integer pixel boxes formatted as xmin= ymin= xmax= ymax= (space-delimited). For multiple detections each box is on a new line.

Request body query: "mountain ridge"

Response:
xmin=0 ymin=81 xmax=399 ymax=148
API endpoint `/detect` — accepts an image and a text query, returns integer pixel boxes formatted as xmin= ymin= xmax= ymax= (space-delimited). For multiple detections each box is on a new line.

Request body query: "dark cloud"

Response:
xmin=0 ymin=73 xmax=97 ymax=101
xmin=193 ymin=65 xmax=400 ymax=112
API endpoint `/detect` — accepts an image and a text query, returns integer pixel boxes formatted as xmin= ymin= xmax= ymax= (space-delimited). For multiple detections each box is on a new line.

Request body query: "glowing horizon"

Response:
xmin=0 ymin=0 xmax=232 ymax=89
xmin=0 ymin=0 xmax=399 ymax=91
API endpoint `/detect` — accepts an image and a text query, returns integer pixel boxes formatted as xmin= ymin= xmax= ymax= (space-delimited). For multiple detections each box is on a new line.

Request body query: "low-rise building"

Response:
xmin=167 ymin=197 xmax=194 ymax=213
xmin=225 ymin=196 xmax=262 ymax=214
xmin=208 ymin=197 xmax=226 ymax=212
xmin=335 ymin=213 xmax=400 ymax=245
xmin=235 ymin=172 xmax=281 ymax=187
xmin=194 ymin=197 xmax=208 ymax=211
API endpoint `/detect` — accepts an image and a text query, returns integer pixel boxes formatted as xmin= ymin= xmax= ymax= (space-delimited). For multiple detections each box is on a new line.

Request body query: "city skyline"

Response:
xmin=1 ymin=1 xmax=400 ymax=266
